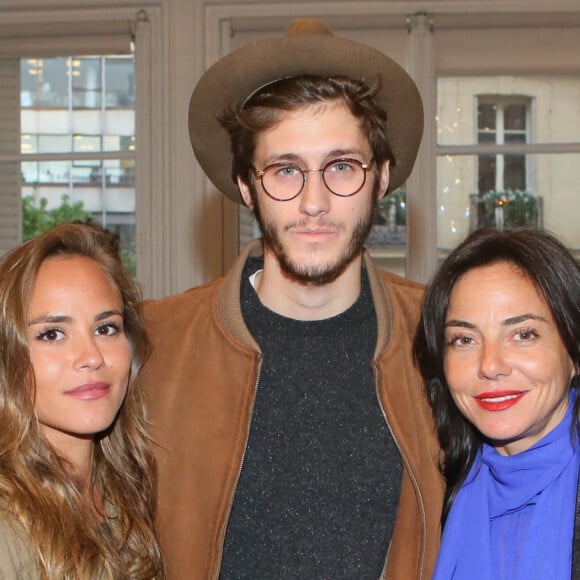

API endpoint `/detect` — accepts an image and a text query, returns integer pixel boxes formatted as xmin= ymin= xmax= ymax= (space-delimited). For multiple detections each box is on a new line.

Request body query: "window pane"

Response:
xmin=21 ymin=160 xmax=70 ymax=184
xmin=438 ymin=74 xmax=580 ymax=264
xmin=437 ymin=153 xmax=580 ymax=256
xmin=18 ymin=55 xmax=136 ymax=275
xmin=104 ymin=158 xmax=135 ymax=187
xmin=504 ymin=154 xmax=526 ymax=190
xmin=21 ymin=58 xmax=69 ymax=108
xmin=72 ymin=58 xmax=101 ymax=109
xmin=105 ymin=57 xmax=134 ymax=108
xmin=439 ymin=75 xmax=580 ymax=145
xmin=39 ymin=135 xmax=70 ymax=154
xmin=504 ymin=133 xmax=526 ymax=144
xmin=478 ymin=155 xmax=496 ymax=192
xmin=478 ymin=103 xmax=496 ymax=133
xmin=478 ymin=133 xmax=496 ymax=144
xmin=73 ymin=134 xmax=100 ymax=153
xmin=504 ymin=104 xmax=526 ymax=131
xmin=366 ymin=185 xmax=407 ymax=277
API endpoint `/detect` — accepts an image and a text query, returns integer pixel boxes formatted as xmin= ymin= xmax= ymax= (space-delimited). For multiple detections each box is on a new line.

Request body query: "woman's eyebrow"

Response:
xmin=445 ymin=313 xmax=549 ymax=329
xmin=444 ymin=320 xmax=475 ymax=329
xmin=95 ymin=310 xmax=123 ymax=322
xmin=28 ymin=310 xmax=122 ymax=326
xmin=28 ymin=314 xmax=71 ymax=326
xmin=502 ymin=313 xmax=548 ymax=326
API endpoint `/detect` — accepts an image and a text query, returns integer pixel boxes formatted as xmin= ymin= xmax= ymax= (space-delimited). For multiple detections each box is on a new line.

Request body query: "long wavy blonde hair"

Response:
xmin=0 ymin=222 xmax=164 ymax=578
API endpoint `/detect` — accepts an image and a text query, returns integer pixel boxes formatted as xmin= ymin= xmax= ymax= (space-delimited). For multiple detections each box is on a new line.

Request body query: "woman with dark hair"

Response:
xmin=0 ymin=222 xmax=164 ymax=578
xmin=414 ymin=227 xmax=580 ymax=579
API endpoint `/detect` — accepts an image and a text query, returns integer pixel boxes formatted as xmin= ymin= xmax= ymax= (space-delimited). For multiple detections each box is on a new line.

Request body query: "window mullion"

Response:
xmin=496 ymin=104 xmax=505 ymax=191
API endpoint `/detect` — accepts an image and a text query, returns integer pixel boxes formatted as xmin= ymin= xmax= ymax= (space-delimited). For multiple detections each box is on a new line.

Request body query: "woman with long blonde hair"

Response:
xmin=0 ymin=222 xmax=164 ymax=578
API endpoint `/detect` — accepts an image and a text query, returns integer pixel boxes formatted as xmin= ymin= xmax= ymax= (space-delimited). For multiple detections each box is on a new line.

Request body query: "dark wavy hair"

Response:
xmin=0 ymin=222 xmax=164 ymax=578
xmin=413 ymin=228 xmax=580 ymax=524
xmin=218 ymin=74 xmax=395 ymax=201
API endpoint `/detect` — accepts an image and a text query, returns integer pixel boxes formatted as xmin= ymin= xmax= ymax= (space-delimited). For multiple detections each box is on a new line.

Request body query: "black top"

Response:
xmin=220 ymin=257 xmax=402 ymax=579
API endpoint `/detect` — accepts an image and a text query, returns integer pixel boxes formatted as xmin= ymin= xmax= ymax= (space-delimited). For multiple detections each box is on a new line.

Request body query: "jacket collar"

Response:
xmin=217 ymin=239 xmax=394 ymax=355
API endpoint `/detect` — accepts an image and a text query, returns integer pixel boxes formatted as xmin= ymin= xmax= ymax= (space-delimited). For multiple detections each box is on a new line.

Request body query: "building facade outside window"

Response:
xmin=477 ymin=96 xmax=530 ymax=193
xmin=471 ymin=96 xmax=539 ymax=232
xmin=20 ymin=55 xmax=136 ymax=274
xmin=436 ymin=75 xmax=579 ymax=257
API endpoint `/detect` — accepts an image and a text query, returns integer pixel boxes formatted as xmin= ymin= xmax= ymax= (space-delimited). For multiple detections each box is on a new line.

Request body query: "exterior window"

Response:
xmin=472 ymin=96 xmax=536 ymax=232
xmin=436 ymin=75 xmax=580 ymax=259
xmin=20 ymin=55 xmax=136 ymax=274
xmin=477 ymin=97 xmax=529 ymax=193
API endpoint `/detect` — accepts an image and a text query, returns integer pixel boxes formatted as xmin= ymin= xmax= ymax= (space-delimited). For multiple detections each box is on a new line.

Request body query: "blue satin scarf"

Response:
xmin=434 ymin=393 xmax=580 ymax=580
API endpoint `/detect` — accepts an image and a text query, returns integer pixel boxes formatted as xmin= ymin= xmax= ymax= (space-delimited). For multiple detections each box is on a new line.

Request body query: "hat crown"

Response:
xmin=285 ymin=18 xmax=334 ymax=38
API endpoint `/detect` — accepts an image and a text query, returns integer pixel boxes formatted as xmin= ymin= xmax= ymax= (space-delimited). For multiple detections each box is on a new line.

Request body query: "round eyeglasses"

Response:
xmin=251 ymin=158 xmax=373 ymax=202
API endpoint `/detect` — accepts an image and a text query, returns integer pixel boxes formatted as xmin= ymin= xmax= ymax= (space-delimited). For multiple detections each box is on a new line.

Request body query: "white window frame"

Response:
xmin=477 ymin=95 xmax=533 ymax=193
xmin=202 ymin=1 xmax=580 ymax=283
xmin=0 ymin=4 xmax=165 ymax=298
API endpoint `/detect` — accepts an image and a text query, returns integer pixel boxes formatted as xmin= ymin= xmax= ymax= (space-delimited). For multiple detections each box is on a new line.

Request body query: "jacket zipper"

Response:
xmin=373 ymin=360 xmax=427 ymax=580
xmin=211 ymin=355 xmax=427 ymax=578
xmin=212 ymin=353 xmax=263 ymax=579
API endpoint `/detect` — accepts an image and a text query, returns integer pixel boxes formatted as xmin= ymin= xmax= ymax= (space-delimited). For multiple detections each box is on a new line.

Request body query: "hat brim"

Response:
xmin=189 ymin=33 xmax=423 ymax=204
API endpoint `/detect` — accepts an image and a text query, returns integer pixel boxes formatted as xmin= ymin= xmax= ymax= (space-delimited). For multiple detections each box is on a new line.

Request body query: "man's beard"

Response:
xmin=254 ymin=198 xmax=377 ymax=286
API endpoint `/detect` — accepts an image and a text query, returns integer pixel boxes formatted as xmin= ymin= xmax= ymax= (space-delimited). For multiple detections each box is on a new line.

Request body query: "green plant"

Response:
xmin=471 ymin=189 xmax=540 ymax=230
xmin=22 ymin=194 xmax=136 ymax=277
xmin=377 ymin=187 xmax=407 ymax=226
xmin=22 ymin=194 xmax=92 ymax=240
xmin=120 ymin=242 xmax=137 ymax=278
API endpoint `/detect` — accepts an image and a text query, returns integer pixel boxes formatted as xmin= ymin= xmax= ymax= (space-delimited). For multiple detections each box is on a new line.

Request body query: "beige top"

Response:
xmin=0 ymin=518 xmax=40 ymax=579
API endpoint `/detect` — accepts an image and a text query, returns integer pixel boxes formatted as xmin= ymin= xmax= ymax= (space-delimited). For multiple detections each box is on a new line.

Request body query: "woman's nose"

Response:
xmin=72 ymin=334 xmax=105 ymax=371
xmin=478 ymin=341 xmax=511 ymax=380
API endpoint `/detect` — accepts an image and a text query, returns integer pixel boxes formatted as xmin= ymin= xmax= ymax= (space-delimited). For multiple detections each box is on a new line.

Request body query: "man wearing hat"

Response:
xmin=142 ymin=18 xmax=443 ymax=579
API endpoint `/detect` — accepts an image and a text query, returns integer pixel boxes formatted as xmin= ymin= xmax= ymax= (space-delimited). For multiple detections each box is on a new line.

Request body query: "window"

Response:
xmin=471 ymin=96 xmax=539 ymax=232
xmin=437 ymin=74 xmax=580 ymax=256
xmin=477 ymin=97 xmax=530 ymax=194
xmin=0 ymin=7 xmax=164 ymax=296
xmin=18 ymin=55 xmax=136 ymax=274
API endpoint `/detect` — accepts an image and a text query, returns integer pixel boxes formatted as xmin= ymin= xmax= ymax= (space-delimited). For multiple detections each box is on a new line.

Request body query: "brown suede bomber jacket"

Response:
xmin=141 ymin=240 xmax=444 ymax=580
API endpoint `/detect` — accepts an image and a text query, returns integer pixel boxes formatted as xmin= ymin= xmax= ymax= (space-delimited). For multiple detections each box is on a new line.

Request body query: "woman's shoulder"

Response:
xmin=0 ymin=517 xmax=40 ymax=579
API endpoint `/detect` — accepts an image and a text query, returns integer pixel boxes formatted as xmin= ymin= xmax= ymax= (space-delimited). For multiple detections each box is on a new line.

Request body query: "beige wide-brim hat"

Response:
xmin=189 ymin=18 xmax=424 ymax=204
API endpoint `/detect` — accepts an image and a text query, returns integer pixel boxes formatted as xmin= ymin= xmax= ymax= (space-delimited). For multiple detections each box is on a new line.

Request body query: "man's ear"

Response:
xmin=237 ymin=176 xmax=254 ymax=209
xmin=377 ymin=160 xmax=390 ymax=201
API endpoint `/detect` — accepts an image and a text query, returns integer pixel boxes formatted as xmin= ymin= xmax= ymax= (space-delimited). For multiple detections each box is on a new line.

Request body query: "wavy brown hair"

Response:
xmin=0 ymin=222 xmax=164 ymax=578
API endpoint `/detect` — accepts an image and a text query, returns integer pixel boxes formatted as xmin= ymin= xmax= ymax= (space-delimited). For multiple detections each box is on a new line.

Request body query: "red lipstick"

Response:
xmin=474 ymin=390 xmax=528 ymax=412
